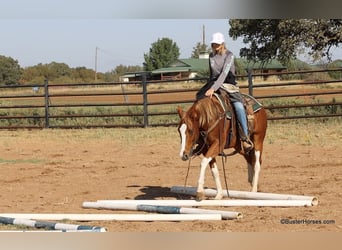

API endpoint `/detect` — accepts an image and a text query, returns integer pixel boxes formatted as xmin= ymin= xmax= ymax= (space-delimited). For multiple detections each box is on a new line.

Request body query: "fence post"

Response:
xmin=247 ymin=69 xmax=253 ymax=96
xmin=44 ymin=79 xmax=50 ymax=128
xmin=142 ymin=73 xmax=148 ymax=128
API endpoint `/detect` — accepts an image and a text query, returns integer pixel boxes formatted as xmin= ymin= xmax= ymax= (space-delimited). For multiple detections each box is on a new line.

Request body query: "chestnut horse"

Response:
xmin=177 ymin=94 xmax=267 ymax=200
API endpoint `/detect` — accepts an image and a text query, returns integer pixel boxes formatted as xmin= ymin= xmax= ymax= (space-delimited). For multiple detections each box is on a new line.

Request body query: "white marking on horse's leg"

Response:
xmin=251 ymin=150 xmax=261 ymax=192
xmin=210 ymin=162 xmax=223 ymax=199
xmin=179 ymin=124 xmax=187 ymax=158
xmin=197 ymin=157 xmax=212 ymax=199
xmin=247 ymin=161 xmax=253 ymax=184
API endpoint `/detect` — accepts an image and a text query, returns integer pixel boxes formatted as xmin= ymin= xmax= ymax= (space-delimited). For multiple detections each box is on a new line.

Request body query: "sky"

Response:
xmin=0 ymin=19 xmax=238 ymax=73
xmin=1 ymin=0 xmax=341 ymax=73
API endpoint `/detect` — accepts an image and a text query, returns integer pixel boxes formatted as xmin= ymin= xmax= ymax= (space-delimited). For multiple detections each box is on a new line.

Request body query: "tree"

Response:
xmin=229 ymin=19 xmax=342 ymax=65
xmin=47 ymin=62 xmax=71 ymax=79
xmin=191 ymin=42 xmax=211 ymax=58
xmin=71 ymin=67 xmax=95 ymax=83
xmin=143 ymin=38 xmax=180 ymax=71
xmin=110 ymin=64 xmax=143 ymax=81
xmin=0 ymin=55 xmax=22 ymax=86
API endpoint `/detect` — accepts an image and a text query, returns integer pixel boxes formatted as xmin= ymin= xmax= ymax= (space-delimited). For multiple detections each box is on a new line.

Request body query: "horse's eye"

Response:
xmin=188 ymin=129 xmax=193 ymax=136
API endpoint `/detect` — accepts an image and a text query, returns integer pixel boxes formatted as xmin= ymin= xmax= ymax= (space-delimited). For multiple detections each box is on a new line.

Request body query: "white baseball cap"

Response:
xmin=210 ymin=32 xmax=225 ymax=44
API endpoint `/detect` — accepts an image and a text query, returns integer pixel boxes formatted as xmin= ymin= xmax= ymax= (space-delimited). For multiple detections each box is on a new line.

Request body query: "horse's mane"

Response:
xmin=194 ymin=97 xmax=221 ymax=128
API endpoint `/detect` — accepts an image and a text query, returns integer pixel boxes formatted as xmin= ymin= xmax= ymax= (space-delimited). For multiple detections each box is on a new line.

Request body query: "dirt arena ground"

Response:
xmin=0 ymin=119 xmax=341 ymax=232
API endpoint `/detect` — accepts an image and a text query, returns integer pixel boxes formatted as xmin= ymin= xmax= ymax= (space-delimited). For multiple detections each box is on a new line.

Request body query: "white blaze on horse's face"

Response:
xmin=179 ymin=123 xmax=187 ymax=158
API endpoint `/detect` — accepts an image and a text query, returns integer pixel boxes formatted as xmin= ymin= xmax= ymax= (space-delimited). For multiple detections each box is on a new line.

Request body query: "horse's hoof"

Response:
xmin=214 ymin=194 xmax=223 ymax=200
xmin=196 ymin=192 xmax=205 ymax=201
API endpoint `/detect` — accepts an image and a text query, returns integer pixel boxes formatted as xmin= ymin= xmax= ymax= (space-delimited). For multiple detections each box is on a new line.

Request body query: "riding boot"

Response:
xmin=233 ymin=101 xmax=254 ymax=152
xmin=241 ymin=136 xmax=254 ymax=152
xmin=237 ymin=123 xmax=253 ymax=152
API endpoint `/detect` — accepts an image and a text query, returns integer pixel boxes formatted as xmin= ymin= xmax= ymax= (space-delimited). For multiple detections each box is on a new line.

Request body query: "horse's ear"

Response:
xmin=177 ymin=106 xmax=184 ymax=118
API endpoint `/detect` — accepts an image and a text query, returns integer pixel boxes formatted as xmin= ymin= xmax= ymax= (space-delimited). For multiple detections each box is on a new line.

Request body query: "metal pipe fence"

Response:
xmin=0 ymin=68 xmax=341 ymax=129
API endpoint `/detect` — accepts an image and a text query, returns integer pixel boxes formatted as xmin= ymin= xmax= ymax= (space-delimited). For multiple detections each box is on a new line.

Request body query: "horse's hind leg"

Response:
xmin=209 ymin=159 xmax=223 ymax=200
xmin=252 ymin=150 xmax=261 ymax=192
xmin=245 ymin=150 xmax=261 ymax=192
xmin=245 ymin=151 xmax=255 ymax=186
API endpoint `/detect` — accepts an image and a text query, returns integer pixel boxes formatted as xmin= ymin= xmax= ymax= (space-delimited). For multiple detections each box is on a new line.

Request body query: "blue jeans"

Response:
xmin=232 ymin=101 xmax=248 ymax=138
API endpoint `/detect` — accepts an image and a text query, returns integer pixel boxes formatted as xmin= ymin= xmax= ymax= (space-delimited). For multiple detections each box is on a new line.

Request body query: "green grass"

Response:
xmin=266 ymin=118 xmax=342 ymax=146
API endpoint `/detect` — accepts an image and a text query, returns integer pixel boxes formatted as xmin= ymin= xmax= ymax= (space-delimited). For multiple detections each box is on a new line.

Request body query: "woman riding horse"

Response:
xmin=197 ymin=32 xmax=253 ymax=152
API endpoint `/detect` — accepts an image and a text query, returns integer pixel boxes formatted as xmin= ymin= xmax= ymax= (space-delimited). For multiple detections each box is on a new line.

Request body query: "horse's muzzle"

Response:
xmin=181 ymin=149 xmax=194 ymax=161
xmin=181 ymin=153 xmax=190 ymax=161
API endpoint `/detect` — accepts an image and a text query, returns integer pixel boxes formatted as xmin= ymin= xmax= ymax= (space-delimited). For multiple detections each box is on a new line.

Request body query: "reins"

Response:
xmin=215 ymin=100 xmax=230 ymax=198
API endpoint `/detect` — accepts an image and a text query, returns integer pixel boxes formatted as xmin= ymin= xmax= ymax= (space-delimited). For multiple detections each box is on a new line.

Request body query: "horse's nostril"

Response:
xmin=182 ymin=154 xmax=189 ymax=161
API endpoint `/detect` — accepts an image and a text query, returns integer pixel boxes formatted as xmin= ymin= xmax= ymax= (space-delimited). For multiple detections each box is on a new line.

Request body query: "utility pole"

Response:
xmin=94 ymin=46 xmax=98 ymax=82
xmin=202 ymin=24 xmax=205 ymax=45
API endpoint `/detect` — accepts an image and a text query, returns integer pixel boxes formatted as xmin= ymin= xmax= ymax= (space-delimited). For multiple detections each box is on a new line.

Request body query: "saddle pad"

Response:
xmin=213 ymin=93 xmax=263 ymax=119
xmin=213 ymin=93 xmax=232 ymax=119
xmin=242 ymin=93 xmax=263 ymax=113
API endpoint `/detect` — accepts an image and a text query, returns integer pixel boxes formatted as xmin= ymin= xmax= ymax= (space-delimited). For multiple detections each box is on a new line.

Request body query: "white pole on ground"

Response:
xmin=82 ymin=203 xmax=242 ymax=220
xmin=170 ymin=186 xmax=319 ymax=206
xmin=89 ymin=199 xmax=315 ymax=207
xmin=0 ymin=213 xmax=221 ymax=222
xmin=0 ymin=216 xmax=106 ymax=232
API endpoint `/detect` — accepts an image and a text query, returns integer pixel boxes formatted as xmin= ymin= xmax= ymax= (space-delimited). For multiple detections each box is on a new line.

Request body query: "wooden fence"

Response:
xmin=0 ymin=68 xmax=341 ymax=129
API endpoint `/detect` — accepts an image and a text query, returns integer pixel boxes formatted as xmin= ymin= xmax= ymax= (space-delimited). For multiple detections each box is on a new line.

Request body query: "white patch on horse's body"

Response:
xmin=179 ymin=123 xmax=187 ymax=158
xmin=250 ymin=150 xmax=261 ymax=192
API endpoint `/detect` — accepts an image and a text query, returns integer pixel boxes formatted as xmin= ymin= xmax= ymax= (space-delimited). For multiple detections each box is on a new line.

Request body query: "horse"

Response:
xmin=177 ymin=93 xmax=267 ymax=200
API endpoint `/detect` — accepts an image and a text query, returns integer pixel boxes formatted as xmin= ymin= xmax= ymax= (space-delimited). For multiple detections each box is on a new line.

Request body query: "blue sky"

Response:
xmin=0 ymin=19 xmax=239 ymax=72
xmin=1 ymin=0 xmax=341 ymax=73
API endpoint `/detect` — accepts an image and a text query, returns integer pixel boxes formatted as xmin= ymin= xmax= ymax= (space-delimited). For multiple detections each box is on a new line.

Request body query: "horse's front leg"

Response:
xmin=209 ymin=160 xmax=223 ymax=199
xmin=196 ymin=156 xmax=212 ymax=201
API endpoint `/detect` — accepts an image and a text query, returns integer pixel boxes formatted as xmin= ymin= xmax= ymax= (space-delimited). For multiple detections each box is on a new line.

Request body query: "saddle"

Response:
xmin=213 ymin=91 xmax=262 ymax=148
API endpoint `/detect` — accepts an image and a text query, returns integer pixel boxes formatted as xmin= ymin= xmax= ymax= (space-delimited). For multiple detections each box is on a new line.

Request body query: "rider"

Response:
xmin=204 ymin=32 xmax=253 ymax=152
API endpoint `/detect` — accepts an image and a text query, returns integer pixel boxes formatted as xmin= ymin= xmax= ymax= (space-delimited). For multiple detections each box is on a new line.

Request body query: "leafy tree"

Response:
xmin=191 ymin=42 xmax=211 ymax=58
xmin=21 ymin=66 xmax=41 ymax=83
xmin=108 ymin=64 xmax=143 ymax=81
xmin=71 ymin=67 xmax=95 ymax=83
xmin=47 ymin=62 xmax=71 ymax=79
xmin=0 ymin=55 xmax=22 ymax=86
xmin=143 ymin=38 xmax=180 ymax=71
xmin=112 ymin=64 xmax=142 ymax=76
xmin=327 ymin=59 xmax=342 ymax=79
xmin=229 ymin=19 xmax=342 ymax=65
xmin=22 ymin=62 xmax=72 ymax=83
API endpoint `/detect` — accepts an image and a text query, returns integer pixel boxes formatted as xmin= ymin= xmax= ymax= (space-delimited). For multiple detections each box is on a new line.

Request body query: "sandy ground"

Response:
xmin=0 ymin=122 xmax=341 ymax=232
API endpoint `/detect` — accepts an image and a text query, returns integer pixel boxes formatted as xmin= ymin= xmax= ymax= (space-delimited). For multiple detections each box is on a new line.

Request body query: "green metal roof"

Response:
xmin=151 ymin=58 xmax=208 ymax=75
xmin=152 ymin=67 xmax=191 ymax=74
xmin=173 ymin=58 xmax=209 ymax=71
xmin=124 ymin=58 xmax=289 ymax=77
xmin=153 ymin=58 xmax=287 ymax=75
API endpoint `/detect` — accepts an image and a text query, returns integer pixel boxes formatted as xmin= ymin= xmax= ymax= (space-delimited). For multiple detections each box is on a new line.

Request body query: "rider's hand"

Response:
xmin=205 ymin=88 xmax=215 ymax=98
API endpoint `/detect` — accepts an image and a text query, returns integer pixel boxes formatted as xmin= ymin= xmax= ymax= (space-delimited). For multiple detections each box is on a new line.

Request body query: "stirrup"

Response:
xmin=242 ymin=138 xmax=254 ymax=152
